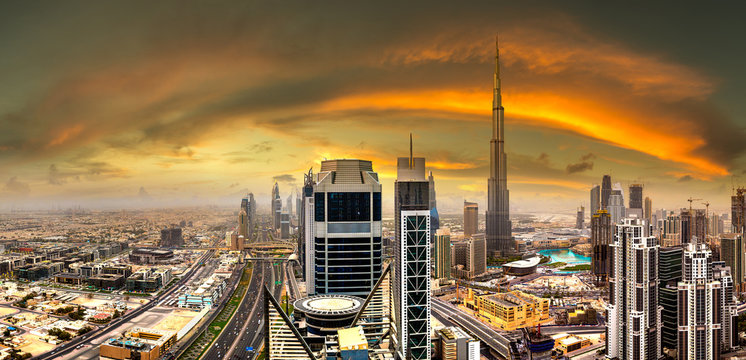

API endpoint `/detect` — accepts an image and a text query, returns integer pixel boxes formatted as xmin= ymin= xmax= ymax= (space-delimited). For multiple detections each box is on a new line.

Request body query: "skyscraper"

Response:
xmin=238 ymin=208 xmax=248 ymax=239
xmin=463 ymin=201 xmax=478 ymax=238
xmin=590 ymin=185 xmax=600 ymax=216
xmin=629 ymin=184 xmax=643 ymax=209
xmin=601 ymin=175 xmax=612 ymax=210
xmin=300 ymin=169 xmax=314 ymax=281
xmin=392 ymin=136 xmax=431 ymax=360
xmin=713 ymin=262 xmax=738 ymax=352
xmin=606 ymin=218 xmax=661 ymax=360
xmin=272 ymin=182 xmax=281 ymax=231
xmin=434 ymin=228 xmax=451 ymax=280
xmin=607 ymin=189 xmax=625 ymax=224
xmin=677 ymin=243 xmax=722 ymax=360
xmin=469 ymin=235 xmax=486 ymax=277
xmin=576 ymin=206 xmax=584 ymax=229
xmin=720 ymin=233 xmax=744 ymax=293
xmin=429 ymin=171 xmax=440 ymax=233
xmin=485 ymin=37 xmax=513 ymax=256
xmin=644 ymin=196 xmax=652 ymax=226
xmin=658 ymin=246 xmax=683 ymax=351
xmin=731 ymin=188 xmax=746 ymax=233
xmin=286 ymin=194 xmax=293 ymax=218
xmin=591 ymin=210 xmax=612 ymax=284
xmin=304 ymin=159 xmax=382 ymax=297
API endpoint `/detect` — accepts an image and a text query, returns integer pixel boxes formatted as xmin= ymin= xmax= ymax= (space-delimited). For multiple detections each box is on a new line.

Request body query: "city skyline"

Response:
xmin=2 ymin=2 xmax=746 ymax=214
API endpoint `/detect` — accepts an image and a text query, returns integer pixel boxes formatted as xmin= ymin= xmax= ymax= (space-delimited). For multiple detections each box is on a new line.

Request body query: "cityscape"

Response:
xmin=1 ymin=2 xmax=746 ymax=360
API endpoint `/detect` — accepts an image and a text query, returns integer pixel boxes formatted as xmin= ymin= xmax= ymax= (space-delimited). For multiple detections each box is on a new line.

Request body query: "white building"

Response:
xmin=606 ymin=218 xmax=661 ymax=360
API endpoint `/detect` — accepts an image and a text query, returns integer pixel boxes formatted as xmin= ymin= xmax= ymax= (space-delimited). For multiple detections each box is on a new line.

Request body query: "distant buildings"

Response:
xmin=590 ymin=185 xmax=600 ymax=216
xmin=731 ymin=188 xmax=746 ymax=233
xmin=575 ymin=206 xmax=584 ymax=229
xmin=159 ymin=227 xmax=183 ymax=248
xmin=434 ymin=228 xmax=451 ymax=280
xmin=601 ymin=175 xmax=612 ymax=210
xmin=429 ymin=171 xmax=440 ymax=233
xmin=627 ymin=184 xmax=643 ymax=218
xmin=304 ymin=159 xmax=382 ymax=298
xmin=450 ymin=236 xmax=486 ymax=279
xmin=463 ymin=289 xmax=550 ymax=331
xmin=280 ymin=213 xmax=290 ymax=239
xmin=591 ymin=210 xmax=611 ymax=284
xmin=644 ymin=197 xmax=652 ymax=225
xmin=272 ymin=182 xmax=281 ymax=232
xmin=177 ymin=274 xmax=227 ymax=309
xmin=463 ymin=201 xmax=478 ymax=238
xmin=607 ymin=189 xmax=625 ymax=224
xmin=606 ymin=218 xmax=661 ymax=360
xmin=238 ymin=208 xmax=249 ymax=239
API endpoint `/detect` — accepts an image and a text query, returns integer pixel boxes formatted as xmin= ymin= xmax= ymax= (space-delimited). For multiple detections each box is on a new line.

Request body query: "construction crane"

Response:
xmin=687 ymin=197 xmax=702 ymax=213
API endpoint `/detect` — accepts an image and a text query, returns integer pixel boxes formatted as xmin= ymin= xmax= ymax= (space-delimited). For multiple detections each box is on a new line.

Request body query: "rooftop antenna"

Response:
xmin=409 ymin=133 xmax=414 ymax=169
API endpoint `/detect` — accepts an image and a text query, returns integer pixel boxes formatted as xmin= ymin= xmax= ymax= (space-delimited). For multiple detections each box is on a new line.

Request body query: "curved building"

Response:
xmin=293 ymin=294 xmax=364 ymax=336
xmin=502 ymin=256 xmax=540 ymax=276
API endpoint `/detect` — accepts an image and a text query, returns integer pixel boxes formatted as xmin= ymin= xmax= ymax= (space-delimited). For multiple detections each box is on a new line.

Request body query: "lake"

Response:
xmin=538 ymin=248 xmax=591 ymax=264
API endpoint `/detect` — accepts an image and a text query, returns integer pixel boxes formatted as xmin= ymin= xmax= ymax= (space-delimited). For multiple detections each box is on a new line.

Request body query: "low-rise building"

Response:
xmin=552 ymin=333 xmax=591 ymax=354
xmin=463 ymin=289 xmax=550 ymax=331
xmin=99 ymin=327 xmax=176 ymax=360
xmin=177 ymin=274 xmax=227 ymax=309
xmin=437 ymin=326 xmax=480 ymax=360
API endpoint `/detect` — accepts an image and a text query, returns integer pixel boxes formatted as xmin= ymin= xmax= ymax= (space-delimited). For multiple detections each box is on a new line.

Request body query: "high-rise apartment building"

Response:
xmin=437 ymin=327 xmax=480 ymax=360
xmin=590 ymin=185 xmax=600 ymax=216
xmin=485 ymin=38 xmax=513 ymax=256
xmin=469 ymin=234 xmax=486 ymax=277
xmin=463 ymin=201 xmax=478 ymax=238
xmin=159 ymin=227 xmax=183 ymax=248
xmin=731 ymin=189 xmax=746 ymax=233
xmin=304 ymin=159 xmax=382 ymax=297
xmin=286 ymin=194 xmax=293 ymax=218
xmin=677 ymin=243 xmax=722 ymax=360
xmin=435 ymin=228 xmax=451 ymax=280
xmin=644 ymin=197 xmax=652 ymax=226
xmin=720 ymin=233 xmax=744 ymax=293
xmin=629 ymin=184 xmax=643 ymax=209
xmin=601 ymin=175 xmax=612 ymax=210
xmin=606 ymin=218 xmax=661 ymax=360
xmin=607 ymin=189 xmax=626 ymax=224
xmin=713 ymin=262 xmax=738 ymax=352
xmin=658 ymin=246 xmax=683 ymax=351
xmin=576 ymin=206 xmax=584 ymax=229
xmin=280 ymin=213 xmax=290 ymax=239
xmin=591 ymin=210 xmax=612 ymax=284
xmin=392 ymin=138 xmax=431 ymax=360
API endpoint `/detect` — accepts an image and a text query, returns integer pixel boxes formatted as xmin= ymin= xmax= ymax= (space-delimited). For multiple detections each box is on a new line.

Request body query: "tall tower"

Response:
xmin=486 ymin=36 xmax=513 ymax=255
xmin=272 ymin=182 xmax=281 ymax=231
xmin=392 ymin=135 xmax=431 ymax=360
xmin=601 ymin=175 xmax=612 ymax=210
xmin=590 ymin=185 xmax=600 ymax=216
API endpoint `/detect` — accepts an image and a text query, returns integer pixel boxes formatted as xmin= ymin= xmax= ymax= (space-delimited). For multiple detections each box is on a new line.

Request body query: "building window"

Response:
xmin=327 ymin=192 xmax=370 ymax=222
xmin=315 ymin=193 xmax=325 ymax=221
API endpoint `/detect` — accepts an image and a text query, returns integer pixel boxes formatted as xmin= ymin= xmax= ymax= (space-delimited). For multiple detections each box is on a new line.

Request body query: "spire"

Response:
xmin=409 ymin=132 xmax=413 ymax=169
xmin=494 ymin=34 xmax=500 ymax=91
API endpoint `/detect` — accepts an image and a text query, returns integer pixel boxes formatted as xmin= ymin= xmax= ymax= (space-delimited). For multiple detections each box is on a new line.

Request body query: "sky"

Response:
xmin=1 ymin=1 xmax=745 ymax=215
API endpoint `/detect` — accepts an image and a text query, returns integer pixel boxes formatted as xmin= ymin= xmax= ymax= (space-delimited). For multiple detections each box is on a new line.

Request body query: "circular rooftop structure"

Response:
xmin=293 ymin=294 xmax=364 ymax=336
xmin=502 ymin=256 xmax=541 ymax=276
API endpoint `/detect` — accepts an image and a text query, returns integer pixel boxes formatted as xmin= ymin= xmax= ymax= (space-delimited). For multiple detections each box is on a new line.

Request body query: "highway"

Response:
xmin=34 ymin=246 xmax=217 ymax=360
xmin=204 ymin=228 xmax=283 ymax=360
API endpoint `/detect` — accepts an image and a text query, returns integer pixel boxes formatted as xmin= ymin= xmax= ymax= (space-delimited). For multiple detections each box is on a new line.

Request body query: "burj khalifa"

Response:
xmin=486 ymin=36 xmax=513 ymax=255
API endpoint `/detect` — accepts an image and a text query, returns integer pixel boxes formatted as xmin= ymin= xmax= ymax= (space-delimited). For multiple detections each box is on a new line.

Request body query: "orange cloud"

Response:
xmin=317 ymin=88 xmax=727 ymax=178
xmin=47 ymin=124 xmax=84 ymax=148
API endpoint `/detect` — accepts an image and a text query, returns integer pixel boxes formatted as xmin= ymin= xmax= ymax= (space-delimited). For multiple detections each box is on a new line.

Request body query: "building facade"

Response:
xmin=304 ymin=159 xmax=382 ymax=298
xmin=720 ymin=233 xmax=744 ymax=293
xmin=463 ymin=201 xmax=478 ymax=238
xmin=435 ymin=228 xmax=451 ymax=280
xmin=591 ymin=210 xmax=612 ymax=284
xmin=606 ymin=218 xmax=661 ymax=360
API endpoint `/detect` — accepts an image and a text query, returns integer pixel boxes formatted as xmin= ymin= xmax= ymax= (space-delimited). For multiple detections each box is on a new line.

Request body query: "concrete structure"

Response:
xmin=338 ymin=326 xmax=368 ymax=360
xmin=469 ymin=234 xmax=486 ymax=277
xmin=713 ymin=262 xmax=738 ymax=352
xmin=437 ymin=326 xmax=480 ymax=360
xmin=463 ymin=289 xmax=550 ymax=331
xmin=552 ymin=334 xmax=591 ymax=354
xmin=606 ymin=217 xmax=661 ymax=360
xmin=644 ymin=197 xmax=653 ymax=226
xmin=392 ymin=136 xmax=431 ymax=360
xmin=434 ymin=228 xmax=451 ymax=280
xmin=238 ymin=208 xmax=249 ymax=239
xmin=304 ymin=159 xmax=382 ymax=297
xmin=601 ymin=175 xmax=612 ymax=210
xmin=485 ymin=38 xmax=513 ymax=256
xmin=629 ymin=183 xmax=643 ymax=211
xmin=463 ymin=201 xmax=478 ymax=238
xmin=720 ymin=233 xmax=744 ymax=293
xmin=677 ymin=243 xmax=721 ymax=360
xmin=280 ymin=212 xmax=290 ymax=239
xmin=591 ymin=210 xmax=612 ymax=284
xmin=128 ymin=248 xmax=174 ymax=264
xmin=731 ymin=188 xmax=746 ymax=233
